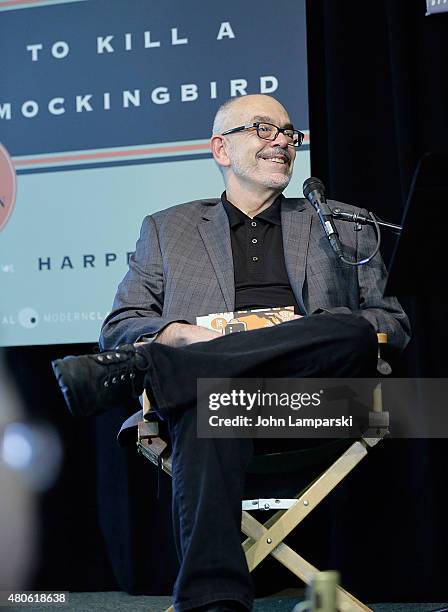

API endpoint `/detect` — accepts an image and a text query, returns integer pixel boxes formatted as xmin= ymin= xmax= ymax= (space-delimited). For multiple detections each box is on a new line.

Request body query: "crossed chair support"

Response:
xmin=136 ymin=334 xmax=390 ymax=612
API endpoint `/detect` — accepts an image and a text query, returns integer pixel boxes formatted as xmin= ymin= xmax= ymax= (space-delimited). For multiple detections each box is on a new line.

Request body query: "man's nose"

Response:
xmin=272 ymin=130 xmax=289 ymax=148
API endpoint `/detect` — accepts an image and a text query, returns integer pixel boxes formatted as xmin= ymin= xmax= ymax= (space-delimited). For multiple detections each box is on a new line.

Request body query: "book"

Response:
xmin=196 ymin=306 xmax=295 ymax=334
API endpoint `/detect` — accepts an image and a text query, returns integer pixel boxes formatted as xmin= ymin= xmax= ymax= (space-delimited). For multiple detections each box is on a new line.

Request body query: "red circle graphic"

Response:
xmin=0 ymin=143 xmax=17 ymax=232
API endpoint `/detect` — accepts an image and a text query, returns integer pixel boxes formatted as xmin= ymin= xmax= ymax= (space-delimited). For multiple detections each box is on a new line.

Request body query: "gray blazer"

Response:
xmin=100 ymin=197 xmax=410 ymax=353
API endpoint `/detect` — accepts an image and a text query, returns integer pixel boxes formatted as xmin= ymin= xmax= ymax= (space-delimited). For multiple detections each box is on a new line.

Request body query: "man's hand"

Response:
xmin=155 ymin=315 xmax=302 ymax=348
xmin=155 ymin=322 xmax=221 ymax=348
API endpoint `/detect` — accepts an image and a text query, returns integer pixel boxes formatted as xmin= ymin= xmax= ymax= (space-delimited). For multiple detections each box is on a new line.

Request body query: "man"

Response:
xmin=53 ymin=95 xmax=410 ymax=612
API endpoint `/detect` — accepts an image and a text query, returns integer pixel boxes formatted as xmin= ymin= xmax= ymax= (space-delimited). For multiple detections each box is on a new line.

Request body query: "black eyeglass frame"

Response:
xmin=221 ymin=122 xmax=305 ymax=148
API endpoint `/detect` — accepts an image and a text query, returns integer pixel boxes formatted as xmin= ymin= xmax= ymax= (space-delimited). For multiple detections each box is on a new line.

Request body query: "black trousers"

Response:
xmin=143 ymin=313 xmax=378 ymax=612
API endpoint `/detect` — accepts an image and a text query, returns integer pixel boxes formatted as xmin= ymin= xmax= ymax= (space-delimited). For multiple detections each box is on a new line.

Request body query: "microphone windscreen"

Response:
xmin=303 ymin=177 xmax=325 ymax=199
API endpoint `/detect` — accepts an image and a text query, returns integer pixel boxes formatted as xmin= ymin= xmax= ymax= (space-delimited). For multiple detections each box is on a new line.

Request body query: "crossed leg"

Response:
xmin=140 ymin=313 xmax=377 ymax=612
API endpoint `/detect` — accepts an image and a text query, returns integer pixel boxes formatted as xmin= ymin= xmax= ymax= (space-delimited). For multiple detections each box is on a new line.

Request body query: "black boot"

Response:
xmin=51 ymin=344 xmax=151 ymax=417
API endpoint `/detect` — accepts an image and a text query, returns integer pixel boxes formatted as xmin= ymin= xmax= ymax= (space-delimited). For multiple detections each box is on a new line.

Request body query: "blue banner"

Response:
xmin=0 ymin=0 xmax=310 ymax=347
xmin=1 ymin=0 xmax=308 ymax=166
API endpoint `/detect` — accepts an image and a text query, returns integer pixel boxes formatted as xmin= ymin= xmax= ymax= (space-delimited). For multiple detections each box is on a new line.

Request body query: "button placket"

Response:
xmin=247 ymin=218 xmax=261 ymax=272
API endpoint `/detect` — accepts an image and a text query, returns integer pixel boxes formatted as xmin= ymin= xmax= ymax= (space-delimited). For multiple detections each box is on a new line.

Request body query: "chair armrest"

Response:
xmin=142 ymin=389 xmax=153 ymax=420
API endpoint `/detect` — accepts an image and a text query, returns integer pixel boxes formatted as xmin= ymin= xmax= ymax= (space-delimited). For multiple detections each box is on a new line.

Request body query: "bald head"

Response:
xmin=210 ymin=94 xmax=297 ymax=196
xmin=212 ymin=95 xmax=291 ymax=136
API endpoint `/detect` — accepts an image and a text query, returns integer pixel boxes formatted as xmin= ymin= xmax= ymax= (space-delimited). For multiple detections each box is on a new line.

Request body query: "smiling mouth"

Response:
xmin=261 ymin=156 xmax=289 ymax=167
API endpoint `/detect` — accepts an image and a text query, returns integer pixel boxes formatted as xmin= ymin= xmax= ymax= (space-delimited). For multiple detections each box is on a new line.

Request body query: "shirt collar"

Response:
xmin=221 ymin=192 xmax=283 ymax=227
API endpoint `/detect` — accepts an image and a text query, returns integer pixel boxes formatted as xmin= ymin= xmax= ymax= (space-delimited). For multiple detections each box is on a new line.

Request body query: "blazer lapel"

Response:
xmin=198 ymin=202 xmax=235 ymax=311
xmin=281 ymin=198 xmax=312 ymax=314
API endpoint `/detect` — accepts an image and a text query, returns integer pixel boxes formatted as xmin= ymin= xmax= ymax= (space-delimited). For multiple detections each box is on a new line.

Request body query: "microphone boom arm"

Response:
xmin=331 ymin=207 xmax=402 ymax=234
xmin=302 ymin=177 xmax=390 ymax=266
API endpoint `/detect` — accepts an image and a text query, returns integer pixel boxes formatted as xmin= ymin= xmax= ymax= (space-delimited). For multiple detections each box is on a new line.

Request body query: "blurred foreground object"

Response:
xmin=292 ymin=570 xmax=339 ymax=612
xmin=0 ymin=353 xmax=62 ymax=590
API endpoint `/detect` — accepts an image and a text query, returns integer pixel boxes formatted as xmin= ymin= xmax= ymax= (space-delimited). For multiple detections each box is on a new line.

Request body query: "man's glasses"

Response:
xmin=221 ymin=122 xmax=305 ymax=148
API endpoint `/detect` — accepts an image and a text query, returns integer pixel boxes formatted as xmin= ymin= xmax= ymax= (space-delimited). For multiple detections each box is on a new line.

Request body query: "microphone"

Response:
xmin=303 ymin=177 xmax=344 ymax=260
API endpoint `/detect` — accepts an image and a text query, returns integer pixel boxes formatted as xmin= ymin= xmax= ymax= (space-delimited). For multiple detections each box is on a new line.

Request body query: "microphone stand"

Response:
xmin=331 ymin=207 xmax=402 ymax=235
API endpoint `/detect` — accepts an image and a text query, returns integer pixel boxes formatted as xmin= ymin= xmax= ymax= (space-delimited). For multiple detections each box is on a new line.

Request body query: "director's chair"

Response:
xmin=135 ymin=334 xmax=390 ymax=612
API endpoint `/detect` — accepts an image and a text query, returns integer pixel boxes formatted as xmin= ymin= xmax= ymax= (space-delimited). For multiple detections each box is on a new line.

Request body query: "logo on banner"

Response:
xmin=0 ymin=143 xmax=16 ymax=231
xmin=426 ymin=0 xmax=448 ymax=14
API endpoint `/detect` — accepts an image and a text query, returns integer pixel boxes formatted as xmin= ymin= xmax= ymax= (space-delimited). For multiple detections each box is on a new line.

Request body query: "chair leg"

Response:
xmin=242 ymin=441 xmax=369 ymax=570
xmin=155 ymin=439 xmax=381 ymax=612
xmin=240 ymin=440 xmax=378 ymax=612
xmin=241 ymin=511 xmax=371 ymax=612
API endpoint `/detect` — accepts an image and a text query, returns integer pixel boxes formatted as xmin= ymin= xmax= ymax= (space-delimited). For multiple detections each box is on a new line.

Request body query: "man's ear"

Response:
xmin=210 ymin=135 xmax=231 ymax=169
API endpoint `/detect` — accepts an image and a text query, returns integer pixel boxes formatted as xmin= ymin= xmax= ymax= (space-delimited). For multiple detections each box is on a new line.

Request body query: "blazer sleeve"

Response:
xmin=355 ymin=211 xmax=410 ymax=352
xmin=99 ymin=215 xmax=189 ymax=350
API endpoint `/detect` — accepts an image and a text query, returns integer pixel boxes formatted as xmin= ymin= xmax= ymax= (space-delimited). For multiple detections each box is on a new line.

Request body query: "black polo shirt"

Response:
xmin=221 ymin=192 xmax=301 ymax=314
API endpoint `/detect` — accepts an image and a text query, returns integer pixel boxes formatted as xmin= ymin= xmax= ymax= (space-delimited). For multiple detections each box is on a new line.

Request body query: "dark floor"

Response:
xmin=4 ymin=592 xmax=448 ymax=612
